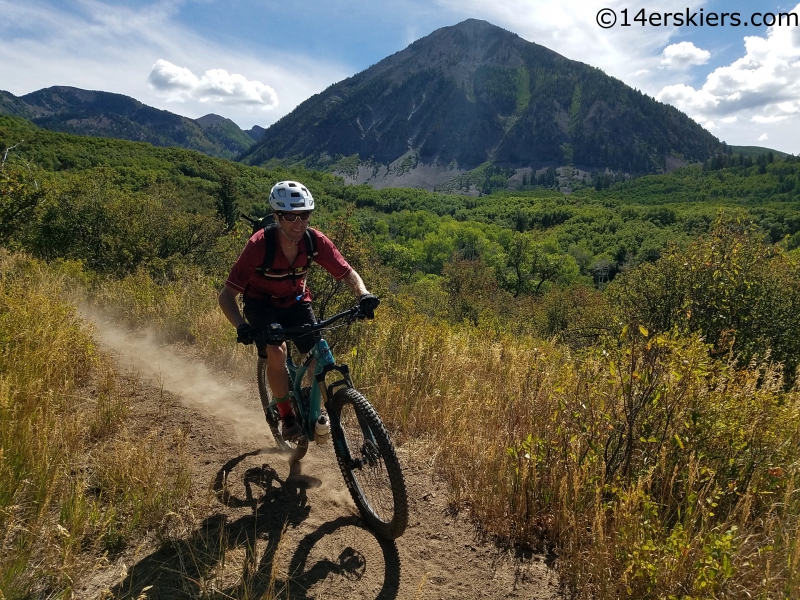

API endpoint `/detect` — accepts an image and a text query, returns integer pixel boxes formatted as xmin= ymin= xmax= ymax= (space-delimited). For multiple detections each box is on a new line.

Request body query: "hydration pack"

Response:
xmin=242 ymin=214 xmax=319 ymax=279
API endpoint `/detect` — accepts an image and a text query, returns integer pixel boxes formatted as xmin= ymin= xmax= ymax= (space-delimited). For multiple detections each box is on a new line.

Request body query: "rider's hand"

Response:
xmin=236 ymin=323 xmax=256 ymax=345
xmin=358 ymin=293 xmax=380 ymax=320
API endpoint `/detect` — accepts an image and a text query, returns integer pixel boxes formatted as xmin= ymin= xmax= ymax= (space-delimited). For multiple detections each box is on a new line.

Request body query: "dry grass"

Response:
xmin=90 ymin=265 xmax=254 ymax=377
xmin=352 ymin=315 xmax=800 ymax=598
xmin=0 ymin=252 xmax=193 ymax=598
xmin=83 ymin=261 xmax=800 ymax=598
xmin=0 ymin=254 xmax=293 ymax=598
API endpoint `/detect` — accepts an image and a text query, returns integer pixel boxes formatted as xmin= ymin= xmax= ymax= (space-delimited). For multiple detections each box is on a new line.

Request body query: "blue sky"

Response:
xmin=1 ymin=0 xmax=799 ymax=154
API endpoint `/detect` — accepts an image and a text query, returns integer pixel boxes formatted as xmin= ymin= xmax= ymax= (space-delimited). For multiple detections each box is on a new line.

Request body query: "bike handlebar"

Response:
xmin=254 ymin=305 xmax=362 ymax=345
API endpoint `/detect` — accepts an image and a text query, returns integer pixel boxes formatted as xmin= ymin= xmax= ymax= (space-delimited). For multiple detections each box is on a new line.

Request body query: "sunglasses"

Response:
xmin=278 ymin=212 xmax=311 ymax=222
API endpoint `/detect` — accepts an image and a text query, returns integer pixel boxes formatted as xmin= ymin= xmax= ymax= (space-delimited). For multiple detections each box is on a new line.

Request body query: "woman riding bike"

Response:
xmin=218 ymin=180 xmax=379 ymax=439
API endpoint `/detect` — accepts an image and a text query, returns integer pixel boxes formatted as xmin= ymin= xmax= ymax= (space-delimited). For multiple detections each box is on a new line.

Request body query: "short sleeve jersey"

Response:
xmin=225 ymin=228 xmax=352 ymax=307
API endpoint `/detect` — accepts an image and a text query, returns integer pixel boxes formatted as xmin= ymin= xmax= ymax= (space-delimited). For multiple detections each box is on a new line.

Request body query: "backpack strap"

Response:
xmin=303 ymin=228 xmax=319 ymax=265
xmin=255 ymin=223 xmax=279 ymax=275
xmin=255 ymin=226 xmax=319 ymax=278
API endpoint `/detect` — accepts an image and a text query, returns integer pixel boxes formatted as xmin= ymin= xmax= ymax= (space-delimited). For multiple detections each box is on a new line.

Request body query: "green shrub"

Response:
xmin=608 ymin=217 xmax=800 ymax=383
xmin=29 ymin=170 xmax=225 ymax=276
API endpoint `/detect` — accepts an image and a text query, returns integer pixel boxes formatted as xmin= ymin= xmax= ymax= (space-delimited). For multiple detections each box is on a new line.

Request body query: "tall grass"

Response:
xmin=0 ymin=252 xmax=192 ymax=597
xmin=353 ymin=315 xmax=800 ymax=598
xmin=89 ymin=264 xmax=255 ymax=376
xmin=84 ymin=259 xmax=800 ymax=598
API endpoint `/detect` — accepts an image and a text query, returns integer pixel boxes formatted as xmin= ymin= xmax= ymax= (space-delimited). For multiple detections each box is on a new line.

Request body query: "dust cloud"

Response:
xmin=81 ymin=306 xmax=266 ymax=442
xmin=80 ymin=305 xmax=356 ymax=506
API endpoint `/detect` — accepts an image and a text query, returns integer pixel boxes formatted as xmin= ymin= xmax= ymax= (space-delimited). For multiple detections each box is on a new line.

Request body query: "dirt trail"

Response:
xmin=81 ymin=310 xmax=560 ymax=599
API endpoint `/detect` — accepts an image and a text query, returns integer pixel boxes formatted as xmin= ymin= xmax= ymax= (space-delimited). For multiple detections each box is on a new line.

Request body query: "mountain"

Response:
xmin=241 ymin=19 xmax=724 ymax=190
xmin=245 ymin=125 xmax=266 ymax=142
xmin=194 ymin=113 xmax=259 ymax=156
xmin=0 ymin=87 xmax=256 ymax=160
xmin=730 ymin=145 xmax=789 ymax=159
xmin=0 ymin=90 xmax=36 ymax=119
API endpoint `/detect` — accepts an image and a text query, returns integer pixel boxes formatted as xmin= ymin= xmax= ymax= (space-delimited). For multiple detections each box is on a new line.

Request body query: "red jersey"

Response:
xmin=225 ymin=227 xmax=352 ymax=307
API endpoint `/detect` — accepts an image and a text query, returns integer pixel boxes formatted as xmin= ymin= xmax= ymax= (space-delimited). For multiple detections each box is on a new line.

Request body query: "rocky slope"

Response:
xmin=241 ymin=19 xmax=722 ymax=189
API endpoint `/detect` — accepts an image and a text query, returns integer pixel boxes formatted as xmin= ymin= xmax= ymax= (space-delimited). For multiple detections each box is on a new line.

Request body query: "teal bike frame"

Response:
xmin=258 ymin=304 xmax=409 ymax=540
xmin=264 ymin=306 xmax=359 ymax=443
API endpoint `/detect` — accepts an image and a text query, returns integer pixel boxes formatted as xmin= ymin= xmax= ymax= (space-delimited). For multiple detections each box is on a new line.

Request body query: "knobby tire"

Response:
xmin=257 ymin=357 xmax=308 ymax=461
xmin=330 ymin=387 xmax=408 ymax=540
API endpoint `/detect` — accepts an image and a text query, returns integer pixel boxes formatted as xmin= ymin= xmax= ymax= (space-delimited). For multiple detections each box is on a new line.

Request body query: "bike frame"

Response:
xmin=282 ymin=340 xmax=338 ymax=437
xmin=257 ymin=305 xmax=407 ymax=539
xmin=265 ymin=307 xmax=362 ymax=442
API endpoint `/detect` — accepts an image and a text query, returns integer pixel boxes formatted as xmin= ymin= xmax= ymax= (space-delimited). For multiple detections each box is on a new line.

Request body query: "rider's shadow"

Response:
xmin=216 ymin=460 xmax=401 ymax=599
xmin=110 ymin=449 xmax=321 ymax=599
xmin=214 ymin=448 xmax=321 ymax=511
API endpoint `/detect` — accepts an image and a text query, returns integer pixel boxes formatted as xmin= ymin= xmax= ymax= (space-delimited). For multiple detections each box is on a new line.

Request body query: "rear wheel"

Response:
xmin=257 ymin=357 xmax=308 ymax=461
xmin=330 ymin=387 xmax=408 ymax=540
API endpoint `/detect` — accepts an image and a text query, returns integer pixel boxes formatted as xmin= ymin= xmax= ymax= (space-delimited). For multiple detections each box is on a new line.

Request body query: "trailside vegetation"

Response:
xmin=0 ymin=253 xmax=192 ymax=597
xmin=1 ymin=116 xmax=799 ymax=598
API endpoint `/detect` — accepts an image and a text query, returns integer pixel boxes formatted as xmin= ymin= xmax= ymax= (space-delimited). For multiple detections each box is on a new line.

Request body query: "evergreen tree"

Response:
xmin=216 ymin=173 xmax=238 ymax=231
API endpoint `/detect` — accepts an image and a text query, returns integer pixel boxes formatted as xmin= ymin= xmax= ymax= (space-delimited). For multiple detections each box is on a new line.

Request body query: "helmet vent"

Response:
xmin=291 ymin=192 xmax=301 ymax=197
xmin=288 ymin=182 xmax=297 ymax=187
xmin=277 ymin=189 xmax=286 ymax=197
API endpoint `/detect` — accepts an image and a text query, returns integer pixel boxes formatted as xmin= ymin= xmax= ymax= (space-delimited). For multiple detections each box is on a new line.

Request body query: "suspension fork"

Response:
xmin=318 ymin=363 xmax=377 ymax=468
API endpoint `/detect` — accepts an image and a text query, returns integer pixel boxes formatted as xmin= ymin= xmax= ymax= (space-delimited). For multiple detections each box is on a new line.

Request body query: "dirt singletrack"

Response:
xmin=79 ymin=312 xmax=561 ymax=599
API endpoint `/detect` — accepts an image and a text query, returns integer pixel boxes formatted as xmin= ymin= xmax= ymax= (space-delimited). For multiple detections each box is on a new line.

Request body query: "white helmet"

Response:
xmin=269 ymin=181 xmax=315 ymax=212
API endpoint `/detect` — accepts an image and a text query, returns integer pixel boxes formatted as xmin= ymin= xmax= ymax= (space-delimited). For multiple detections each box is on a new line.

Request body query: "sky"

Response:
xmin=1 ymin=0 xmax=799 ymax=154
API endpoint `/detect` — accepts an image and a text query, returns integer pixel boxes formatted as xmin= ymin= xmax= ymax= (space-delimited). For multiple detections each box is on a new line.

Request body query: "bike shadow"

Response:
xmin=109 ymin=449 xmax=401 ymax=599
xmin=284 ymin=515 xmax=402 ymax=600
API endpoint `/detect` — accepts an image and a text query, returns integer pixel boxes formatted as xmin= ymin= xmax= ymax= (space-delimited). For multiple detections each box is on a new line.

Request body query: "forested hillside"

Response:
xmin=3 ymin=114 xmax=799 ymax=289
xmin=2 ymin=115 xmax=799 ymax=598
xmin=0 ymin=87 xmax=259 ymax=160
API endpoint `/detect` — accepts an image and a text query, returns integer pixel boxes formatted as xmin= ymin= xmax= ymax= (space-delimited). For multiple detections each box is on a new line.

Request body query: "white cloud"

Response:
xmin=660 ymin=41 xmax=710 ymax=69
xmin=0 ymin=0 xmax=347 ymax=128
xmin=148 ymin=60 xmax=278 ymax=108
xmin=751 ymin=115 xmax=787 ymax=124
xmin=656 ymin=6 xmax=800 ymax=121
xmin=704 ymin=121 xmax=716 ymax=129
xmin=196 ymin=69 xmax=278 ymax=107
xmin=148 ymin=60 xmax=198 ymax=94
xmin=759 ymin=133 xmax=769 ymax=141
xmin=656 ymin=83 xmax=719 ymax=114
xmin=654 ymin=3 xmax=800 ymax=153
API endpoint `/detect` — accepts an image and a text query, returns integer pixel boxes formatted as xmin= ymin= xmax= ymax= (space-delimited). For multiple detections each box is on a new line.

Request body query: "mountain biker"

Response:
xmin=218 ymin=180 xmax=380 ymax=439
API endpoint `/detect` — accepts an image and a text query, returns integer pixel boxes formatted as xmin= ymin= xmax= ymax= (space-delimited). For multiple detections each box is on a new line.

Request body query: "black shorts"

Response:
xmin=242 ymin=297 xmax=322 ymax=355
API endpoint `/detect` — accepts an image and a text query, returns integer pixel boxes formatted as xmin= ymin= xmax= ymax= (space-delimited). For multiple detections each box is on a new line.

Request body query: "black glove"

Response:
xmin=236 ymin=323 xmax=255 ymax=345
xmin=358 ymin=293 xmax=380 ymax=320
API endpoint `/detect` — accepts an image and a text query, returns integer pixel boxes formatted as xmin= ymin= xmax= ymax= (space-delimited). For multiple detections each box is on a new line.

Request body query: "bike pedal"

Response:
xmin=281 ymin=416 xmax=303 ymax=440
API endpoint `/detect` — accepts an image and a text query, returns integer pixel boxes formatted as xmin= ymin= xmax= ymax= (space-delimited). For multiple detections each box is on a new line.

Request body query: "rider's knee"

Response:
xmin=265 ymin=342 xmax=287 ymax=362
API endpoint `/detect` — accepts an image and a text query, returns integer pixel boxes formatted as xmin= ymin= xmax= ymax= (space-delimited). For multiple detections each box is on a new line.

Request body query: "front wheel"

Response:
xmin=257 ymin=357 xmax=308 ymax=461
xmin=330 ymin=387 xmax=408 ymax=540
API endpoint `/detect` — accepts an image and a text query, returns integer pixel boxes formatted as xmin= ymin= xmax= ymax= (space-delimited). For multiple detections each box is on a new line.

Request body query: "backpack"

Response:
xmin=241 ymin=214 xmax=319 ymax=279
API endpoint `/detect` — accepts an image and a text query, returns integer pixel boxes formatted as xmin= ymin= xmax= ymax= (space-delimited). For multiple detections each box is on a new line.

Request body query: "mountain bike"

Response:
xmin=255 ymin=305 xmax=408 ymax=540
